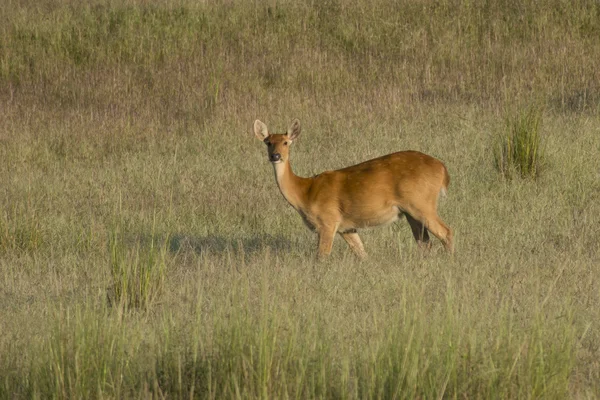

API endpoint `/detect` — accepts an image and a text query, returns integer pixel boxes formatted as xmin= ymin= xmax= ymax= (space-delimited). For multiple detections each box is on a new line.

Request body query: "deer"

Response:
xmin=253 ymin=118 xmax=454 ymax=260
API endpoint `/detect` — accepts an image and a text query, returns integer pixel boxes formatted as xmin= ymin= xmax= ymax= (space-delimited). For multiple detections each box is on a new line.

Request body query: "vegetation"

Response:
xmin=495 ymin=106 xmax=544 ymax=180
xmin=108 ymin=223 xmax=169 ymax=310
xmin=1 ymin=0 xmax=599 ymax=398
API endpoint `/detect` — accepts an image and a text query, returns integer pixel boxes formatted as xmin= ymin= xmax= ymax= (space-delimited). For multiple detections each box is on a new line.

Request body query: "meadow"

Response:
xmin=0 ymin=0 xmax=599 ymax=398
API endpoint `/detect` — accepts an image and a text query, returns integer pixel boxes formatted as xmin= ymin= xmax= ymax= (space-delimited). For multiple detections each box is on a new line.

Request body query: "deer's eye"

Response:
xmin=284 ymin=142 xmax=288 ymax=145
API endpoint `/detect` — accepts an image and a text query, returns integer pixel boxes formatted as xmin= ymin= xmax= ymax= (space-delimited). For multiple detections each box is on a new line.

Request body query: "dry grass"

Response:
xmin=1 ymin=0 xmax=599 ymax=398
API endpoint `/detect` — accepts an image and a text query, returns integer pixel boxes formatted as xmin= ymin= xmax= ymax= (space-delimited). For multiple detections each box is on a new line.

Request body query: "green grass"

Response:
xmin=1 ymin=0 xmax=599 ymax=398
xmin=495 ymin=106 xmax=544 ymax=180
xmin=108 ymin=223 xmax=169 ymax=311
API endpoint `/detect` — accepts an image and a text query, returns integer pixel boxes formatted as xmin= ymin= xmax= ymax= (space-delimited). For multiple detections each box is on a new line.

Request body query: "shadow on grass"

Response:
xmin=168 ymin=233 xmax=292 ymax=256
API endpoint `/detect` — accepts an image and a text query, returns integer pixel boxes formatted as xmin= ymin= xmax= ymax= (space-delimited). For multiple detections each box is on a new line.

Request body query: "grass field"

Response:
xmin=1 ymin=0 xmax=599 ymax=398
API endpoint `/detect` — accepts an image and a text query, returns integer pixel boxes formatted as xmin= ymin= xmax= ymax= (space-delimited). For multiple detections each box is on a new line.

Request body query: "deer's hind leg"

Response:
xmin=405 ymin=213 xmax=431 ymax=250
xmin=403 ymin=204 xmax=453 ymax=254
xmin=423 ymin=215 xmax=453 ymax=253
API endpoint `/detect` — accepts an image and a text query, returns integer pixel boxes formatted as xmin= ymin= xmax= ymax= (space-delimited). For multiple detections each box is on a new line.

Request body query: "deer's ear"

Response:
xmin=286 ymin=119 xmax=301 ymax=141
xmin=254 ymin=120 xmax=269 ymax=141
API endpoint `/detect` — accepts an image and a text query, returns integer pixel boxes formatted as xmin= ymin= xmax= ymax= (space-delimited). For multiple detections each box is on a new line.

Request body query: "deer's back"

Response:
xmin=304 ymin=151 xmax=448 ymax=228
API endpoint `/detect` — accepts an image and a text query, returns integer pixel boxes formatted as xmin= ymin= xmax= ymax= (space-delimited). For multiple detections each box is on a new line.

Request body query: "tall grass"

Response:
xmin=43 ymin=307 xmax=131 ymax=399
xmin=0 ymin=277 xmax=582 ymax=398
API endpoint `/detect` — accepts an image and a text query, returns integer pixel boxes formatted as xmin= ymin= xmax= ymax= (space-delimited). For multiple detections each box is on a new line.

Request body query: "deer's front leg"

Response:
xmin=317 ymin=225 xmax=337 ymax=260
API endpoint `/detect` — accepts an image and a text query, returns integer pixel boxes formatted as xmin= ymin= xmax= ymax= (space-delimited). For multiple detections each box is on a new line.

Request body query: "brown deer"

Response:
xmin=254 ymin=119 xmax=453 ymax=259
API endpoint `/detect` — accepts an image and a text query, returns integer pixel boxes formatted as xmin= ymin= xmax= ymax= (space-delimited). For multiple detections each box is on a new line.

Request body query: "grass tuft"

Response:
xmin=0 ymin=206 xmax=44 ymax=254
xmin=494 ymin=106 xmax=544 ymax=180
xmin=108 ymin=226 xmax=169 ymax=311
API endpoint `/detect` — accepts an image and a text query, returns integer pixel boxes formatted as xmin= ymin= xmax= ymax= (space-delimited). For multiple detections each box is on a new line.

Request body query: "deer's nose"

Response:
xmin=270 ymin=153 xmax=281 ymax=162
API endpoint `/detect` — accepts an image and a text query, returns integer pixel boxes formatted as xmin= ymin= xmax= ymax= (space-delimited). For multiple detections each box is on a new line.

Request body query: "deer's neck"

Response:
xmin=272 ymin=160 xmax=311 ymax=211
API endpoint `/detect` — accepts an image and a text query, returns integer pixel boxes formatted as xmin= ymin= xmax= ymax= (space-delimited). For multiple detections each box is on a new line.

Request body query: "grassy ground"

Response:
xmin=1 ymin=0 xmax=599 ymax=398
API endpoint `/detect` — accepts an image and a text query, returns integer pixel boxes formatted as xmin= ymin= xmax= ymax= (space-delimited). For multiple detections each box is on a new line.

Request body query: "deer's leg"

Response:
xmin=403 ymin=203 xmax=453 ymax=254
xmin=317 ymin=225 xmax=337 ymax=260
xmin=413 ymin=213 xmax=454 ymax=254
xmin=339 ymin=230 xmax=367 ymax=259
xmin=422 ymin=214 xmax=453 ymax=253
xmin=405 ymin=213 xmax=431 ymax=250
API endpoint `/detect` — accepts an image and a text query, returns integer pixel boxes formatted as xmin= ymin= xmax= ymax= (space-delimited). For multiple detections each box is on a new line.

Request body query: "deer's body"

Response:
xmin=254 ymin=119 xmax=453 ymax=259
